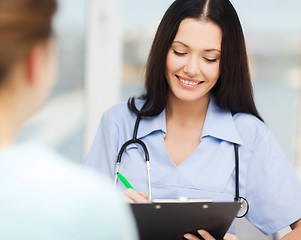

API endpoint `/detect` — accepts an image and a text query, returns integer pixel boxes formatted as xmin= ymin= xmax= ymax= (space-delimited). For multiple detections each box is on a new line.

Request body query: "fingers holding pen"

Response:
xmin=124 ymin=188 xmax=150 ymax=203
xmin=117 ymin=172 xmax=150 ymax=203
xmin=138 ymin=190 xmax=149 ymax=199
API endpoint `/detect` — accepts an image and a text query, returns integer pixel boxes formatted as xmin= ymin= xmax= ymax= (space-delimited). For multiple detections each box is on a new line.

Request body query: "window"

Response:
xmin=18 ymin=0 xmax=86 ymax=162
xmin=121 ymin=0 xmax=301 ymax=176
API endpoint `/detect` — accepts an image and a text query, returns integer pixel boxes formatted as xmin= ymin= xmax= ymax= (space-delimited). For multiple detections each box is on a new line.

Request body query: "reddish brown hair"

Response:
xmin=0 ymin=0 xmax=57 ymax=82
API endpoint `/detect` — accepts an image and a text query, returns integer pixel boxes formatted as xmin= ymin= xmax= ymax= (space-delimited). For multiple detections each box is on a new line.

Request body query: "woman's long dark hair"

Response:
xmin=128 ymin=0 xmax=263 ymax=122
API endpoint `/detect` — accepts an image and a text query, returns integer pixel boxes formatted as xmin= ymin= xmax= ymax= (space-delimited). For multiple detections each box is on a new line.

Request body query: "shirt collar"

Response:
xmin=201 ymin=96 xmax=243 ymax=145
xmin=137 ymin=109 xmax=166 ymax=139
xmin=136 ymin=96 xmax=243 ymax=145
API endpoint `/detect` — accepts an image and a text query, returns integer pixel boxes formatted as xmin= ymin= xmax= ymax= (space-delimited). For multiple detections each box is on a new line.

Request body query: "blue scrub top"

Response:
xmin=85 ymin=96 xmax=301 ymax=235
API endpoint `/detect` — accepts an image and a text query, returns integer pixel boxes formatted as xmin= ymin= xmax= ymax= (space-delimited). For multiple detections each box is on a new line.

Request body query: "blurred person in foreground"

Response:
xmin=0 ymin=0 xmax=138 ymax=239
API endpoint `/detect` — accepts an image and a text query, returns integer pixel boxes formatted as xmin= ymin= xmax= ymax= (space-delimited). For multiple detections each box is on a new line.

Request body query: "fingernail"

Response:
xmin=184 ymin=233 xmax=192 ymax=239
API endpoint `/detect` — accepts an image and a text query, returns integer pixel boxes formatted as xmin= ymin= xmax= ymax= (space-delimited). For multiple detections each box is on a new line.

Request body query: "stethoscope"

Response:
xmin=114 ymin=114 xmax=249 ymax=218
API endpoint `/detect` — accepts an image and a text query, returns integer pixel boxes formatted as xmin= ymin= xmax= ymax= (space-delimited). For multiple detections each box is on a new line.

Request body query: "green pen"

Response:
xmin=117 ymin=172 xmax=135 ymax=190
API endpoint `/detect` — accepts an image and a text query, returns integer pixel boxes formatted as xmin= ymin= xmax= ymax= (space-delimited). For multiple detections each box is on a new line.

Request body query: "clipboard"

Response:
xmin=130 ymin=200 xmax=240 ymax=240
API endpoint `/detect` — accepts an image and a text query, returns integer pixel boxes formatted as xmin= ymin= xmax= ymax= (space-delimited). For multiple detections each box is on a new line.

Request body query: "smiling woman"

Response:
xmin=165 ymin=19 xmax=222 ymax=103
xmin=85 ymin=0 xmax=301 ymax=239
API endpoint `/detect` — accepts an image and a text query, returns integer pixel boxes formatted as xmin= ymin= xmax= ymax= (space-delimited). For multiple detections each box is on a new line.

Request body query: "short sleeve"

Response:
xmin=245 ymin=130 xmax=301 ymax=234
xmin=85 ymin=110 xmax=120 ymax=180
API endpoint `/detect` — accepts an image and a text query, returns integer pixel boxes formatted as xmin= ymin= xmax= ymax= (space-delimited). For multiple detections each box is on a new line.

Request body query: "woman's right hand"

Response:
xmin=124 ymin=188 xmax=150 ymax=203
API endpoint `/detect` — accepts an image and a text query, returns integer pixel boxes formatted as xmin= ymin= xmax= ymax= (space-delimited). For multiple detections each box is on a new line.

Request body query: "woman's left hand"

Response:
xmin=184 ymin=230 xmax=239 ymax=240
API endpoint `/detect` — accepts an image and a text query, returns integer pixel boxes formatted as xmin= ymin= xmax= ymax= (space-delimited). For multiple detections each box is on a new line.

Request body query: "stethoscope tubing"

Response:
xmin=114 ymin=114 xmax=248 ymax=217
xmin=115 ymin=115 xmax=152 ymax=199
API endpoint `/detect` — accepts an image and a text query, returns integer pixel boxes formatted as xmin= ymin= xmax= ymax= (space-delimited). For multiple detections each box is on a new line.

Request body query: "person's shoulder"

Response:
xmin=101 ymin=99 xmax=146 ymax=126
xmin=233 ymin=112 xmax=266 ymax=130
xmin=4 ymin=142 xmax=114 ymax=194
xmin=232 ymin=113 xmax=270 ymax=149
xmin=0 ymin=143 xmax=137 ymax=239
xmin=106 ymin=101 xmax=129 ymax=113
xmin=37 ymin=144 xmax=114 ymax=191
xmin=104 ymin=99 xmax=145 ymax=116
xmin=0 ymin=142 xmax=68 ymax=166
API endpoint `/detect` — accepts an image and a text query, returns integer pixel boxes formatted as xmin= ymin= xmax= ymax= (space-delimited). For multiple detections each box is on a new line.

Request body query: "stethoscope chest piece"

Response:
xmin=236 ymin=196 xmax=249 ymax=218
